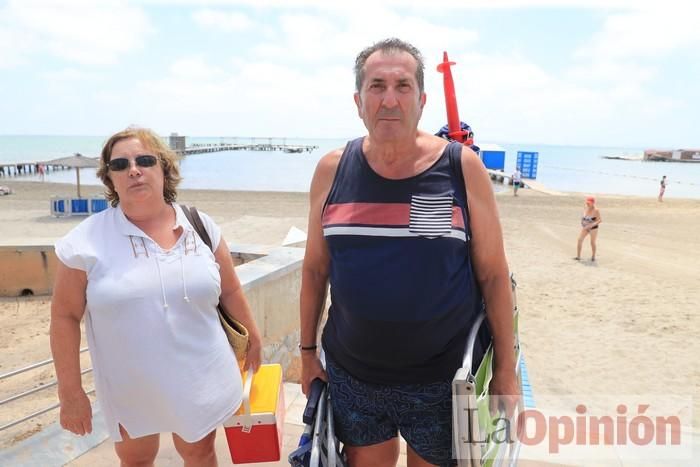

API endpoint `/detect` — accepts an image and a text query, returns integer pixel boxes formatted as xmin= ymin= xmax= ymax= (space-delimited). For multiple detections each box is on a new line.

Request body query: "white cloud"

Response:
xmin=98 ymin=3 xmax=687 ymax=145
xmin=0 ymin=0 xmax=153 ymax=67
xmin=192 ymin=8 xmax=254 ymax=31
xmin=3 ymin=1 xmax=696 ymax=146
xmin=247 ymin=7 xmax=479 ymax=69
xmin=576 ymin=3 xmax=700 ymax=61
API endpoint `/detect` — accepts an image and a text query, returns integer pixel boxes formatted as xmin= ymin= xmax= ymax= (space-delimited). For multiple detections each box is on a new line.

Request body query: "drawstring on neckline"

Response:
xmin=138 ymin=227 xmax=193 ymax=309
xmin=155 ymin=253 xmax=169 ymax=309
xmin=180 ymin=255 xmax=190 ymax=303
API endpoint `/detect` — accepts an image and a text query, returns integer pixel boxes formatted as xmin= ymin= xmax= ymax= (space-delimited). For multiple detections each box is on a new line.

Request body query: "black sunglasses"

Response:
xmin=108 ymin=155 xmax=158 ymax=171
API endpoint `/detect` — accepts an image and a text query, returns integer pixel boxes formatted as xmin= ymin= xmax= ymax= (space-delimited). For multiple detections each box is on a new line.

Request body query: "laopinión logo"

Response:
xmin=453 ymin=394 xmax=693 ymax=462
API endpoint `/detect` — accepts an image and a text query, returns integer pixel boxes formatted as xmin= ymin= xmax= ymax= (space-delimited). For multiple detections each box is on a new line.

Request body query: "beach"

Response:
xmin=1 ymin=180 xmax=699 ymax=455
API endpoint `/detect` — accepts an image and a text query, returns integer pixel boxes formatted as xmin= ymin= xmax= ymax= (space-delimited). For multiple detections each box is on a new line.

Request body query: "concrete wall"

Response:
xmin=236 ymin=246 xmax=304 ymax=382
xmin=0 ymin=246 xmax=58 ymax=296
xmin=0 ymin=243 xmax=305 ymax=381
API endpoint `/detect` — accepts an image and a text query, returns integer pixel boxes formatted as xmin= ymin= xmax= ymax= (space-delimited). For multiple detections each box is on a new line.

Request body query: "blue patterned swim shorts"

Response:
xmin=326 ymin=355 xmax=456 ymax=466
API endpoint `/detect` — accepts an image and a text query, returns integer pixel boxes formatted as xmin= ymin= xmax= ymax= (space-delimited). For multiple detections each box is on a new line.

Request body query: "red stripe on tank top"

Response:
xmin=323 ymin=202 xmax=465 ymax=229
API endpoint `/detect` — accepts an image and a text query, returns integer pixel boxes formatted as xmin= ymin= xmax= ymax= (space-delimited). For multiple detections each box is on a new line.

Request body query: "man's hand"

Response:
xmin=59 ymin=389 xmax=93 ymax=436
xmin=489 ymin=367 xmax=521 ymax=420
xmin=301 ymin=353 xmax=327 ymax=396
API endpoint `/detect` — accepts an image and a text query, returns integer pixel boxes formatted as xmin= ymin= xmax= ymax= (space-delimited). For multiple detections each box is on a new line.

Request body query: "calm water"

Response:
xmin=1 ymin=135 xmax=698 ymax=199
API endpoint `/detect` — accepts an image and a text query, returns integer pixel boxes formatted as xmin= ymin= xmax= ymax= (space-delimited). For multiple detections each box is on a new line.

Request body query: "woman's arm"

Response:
xmin=50 ymin=261 xmax=92 ymax=435
xmin=214 ymin=237 xmax=262 ymax=372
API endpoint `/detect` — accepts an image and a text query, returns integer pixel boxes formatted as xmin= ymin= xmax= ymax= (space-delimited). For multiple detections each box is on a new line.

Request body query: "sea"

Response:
xmin=1 ymin=135 xmax=699 ymax=199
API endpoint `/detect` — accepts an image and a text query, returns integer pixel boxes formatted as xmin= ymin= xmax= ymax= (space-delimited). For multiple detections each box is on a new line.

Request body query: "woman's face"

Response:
xmin=108 ymin=137 xmax=165 ymax=205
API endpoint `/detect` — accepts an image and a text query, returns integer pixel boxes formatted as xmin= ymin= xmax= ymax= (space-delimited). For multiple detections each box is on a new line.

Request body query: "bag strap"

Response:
xmin=446 ymin=142 xmax=472 ymax=241
xmin=180 ymin=205 xmax=214 ymax=252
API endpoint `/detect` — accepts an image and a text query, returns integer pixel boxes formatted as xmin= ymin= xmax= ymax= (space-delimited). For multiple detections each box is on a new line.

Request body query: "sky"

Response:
xmin=0 ymin=0 xmax=698 ymax=148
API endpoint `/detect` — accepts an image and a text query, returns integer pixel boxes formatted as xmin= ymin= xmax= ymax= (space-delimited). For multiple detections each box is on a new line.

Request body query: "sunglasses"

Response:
xmin=108 ymin=155 xmax=158 ymax=171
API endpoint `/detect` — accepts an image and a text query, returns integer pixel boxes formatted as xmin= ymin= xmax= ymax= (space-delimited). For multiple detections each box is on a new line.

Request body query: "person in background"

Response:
xmin=575 ymin=195 xmax=602 ymax=262
xmin=512 ymin=166 xmax=522 ymax=196
xmin=658 ymin=175 xmax=667 ymax=202
xmin=300 ymin=38 xmax=518 ymax=466
xmin=50 ymin=127 xmax=261 ymax=467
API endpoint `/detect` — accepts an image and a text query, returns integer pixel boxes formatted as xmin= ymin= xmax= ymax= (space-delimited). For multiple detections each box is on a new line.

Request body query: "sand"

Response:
xmin=1 ymin=179 xmax=699 ymax=452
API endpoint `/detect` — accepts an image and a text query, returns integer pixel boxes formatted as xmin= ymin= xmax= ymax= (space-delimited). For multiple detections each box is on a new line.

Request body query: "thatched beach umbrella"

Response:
xmin=43 ymin=153 xmax=100 ymax=198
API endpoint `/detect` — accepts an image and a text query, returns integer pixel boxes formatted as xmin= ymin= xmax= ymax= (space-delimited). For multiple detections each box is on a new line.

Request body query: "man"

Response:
xmin=300 ymin=38 xmax=518 ymax=466
xmin=512 ymin=166 xmax=522 ymax=196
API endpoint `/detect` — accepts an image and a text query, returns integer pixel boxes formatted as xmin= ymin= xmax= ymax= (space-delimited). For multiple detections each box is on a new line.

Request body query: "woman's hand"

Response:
xmin=243 ymin=334 xmax=262 ymax=373
xmin=59 ymin=389 xmax=93 ymax=436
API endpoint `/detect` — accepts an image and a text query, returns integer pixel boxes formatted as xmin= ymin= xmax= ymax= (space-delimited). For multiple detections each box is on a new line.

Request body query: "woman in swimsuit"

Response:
xmin=658 ymin=175 xmax=667 ymax=202
xmin=575 ymin=195 xmax=602 ymax=261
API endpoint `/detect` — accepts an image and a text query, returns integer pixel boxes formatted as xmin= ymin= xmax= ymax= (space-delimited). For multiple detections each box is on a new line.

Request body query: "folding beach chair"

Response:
xmin=453 ymin=274 xmax=523 ymax=467
xmin=289 ymin=378 xmax=347 ymax=467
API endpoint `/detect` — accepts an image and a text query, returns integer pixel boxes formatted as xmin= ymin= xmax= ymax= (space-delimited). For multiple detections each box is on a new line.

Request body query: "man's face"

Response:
xmin=354 ymin=50 xmax=426 ymax=143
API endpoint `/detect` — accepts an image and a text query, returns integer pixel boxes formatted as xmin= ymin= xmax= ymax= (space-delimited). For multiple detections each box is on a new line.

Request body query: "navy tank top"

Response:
xmin=321 ymin=137 xmax=487 ymax=384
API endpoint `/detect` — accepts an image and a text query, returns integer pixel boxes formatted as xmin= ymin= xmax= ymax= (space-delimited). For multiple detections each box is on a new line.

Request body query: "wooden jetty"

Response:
xmin=0 ymin=139 xmax=319 ymax=179
xmin=176 ymin=142 xmax=318 ymax=156
xmin=0 ymin=162 xmax=73 ymax=178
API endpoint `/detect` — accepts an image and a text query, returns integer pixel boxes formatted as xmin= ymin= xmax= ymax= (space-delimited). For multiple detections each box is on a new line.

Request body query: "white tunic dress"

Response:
xmin=55 ymin=204 xmax=242 ymax=442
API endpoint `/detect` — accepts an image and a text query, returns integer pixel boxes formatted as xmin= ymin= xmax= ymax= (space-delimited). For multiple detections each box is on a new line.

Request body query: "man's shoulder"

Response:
xmin=318 ymin=146 xmax=346 ymax=169
xmin=311 ymin=145 xmax=348 ymax=194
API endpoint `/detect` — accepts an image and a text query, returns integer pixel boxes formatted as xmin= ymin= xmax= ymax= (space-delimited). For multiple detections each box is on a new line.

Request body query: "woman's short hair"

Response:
xmin=97 ymin=127 xmax=182 ymax=207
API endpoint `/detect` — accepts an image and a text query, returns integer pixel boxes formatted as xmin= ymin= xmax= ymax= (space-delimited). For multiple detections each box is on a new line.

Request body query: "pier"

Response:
xmin=175 ymin=140 xmax=318 ymax=156
xmin=0 ymin=162 xmax=73 ymax=178
xmin=0 ymin=138 xmax=319 ymax=179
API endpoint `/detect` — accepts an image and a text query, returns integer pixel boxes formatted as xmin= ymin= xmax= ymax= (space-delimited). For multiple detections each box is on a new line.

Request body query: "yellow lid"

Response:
xmin=236 ymin=363 xmax=282 ymax=415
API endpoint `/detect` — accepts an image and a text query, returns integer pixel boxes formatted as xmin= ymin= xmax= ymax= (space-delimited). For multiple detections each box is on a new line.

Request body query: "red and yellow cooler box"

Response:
xmin=224 ymin=363 xmax=285 ymax=464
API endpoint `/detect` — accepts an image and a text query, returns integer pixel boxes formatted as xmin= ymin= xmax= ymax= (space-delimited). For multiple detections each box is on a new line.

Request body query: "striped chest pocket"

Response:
xmin=409 ymin=194 xmax=454 ymax=238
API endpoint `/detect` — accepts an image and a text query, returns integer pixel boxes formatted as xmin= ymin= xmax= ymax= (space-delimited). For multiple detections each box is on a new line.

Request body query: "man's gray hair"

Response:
xmin=354 ymin=38 xmax=425 ymax=93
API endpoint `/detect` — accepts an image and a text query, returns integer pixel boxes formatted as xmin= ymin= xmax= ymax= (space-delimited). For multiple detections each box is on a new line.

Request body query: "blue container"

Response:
xmin=53 ymin=199 xmax=65 ymax=214
xmin=71 ymin=199 xmax=89 ymax=214
xmin=91 ymin=198 xmax=108 ymax=213
xmin=481 ymin=147 xmax=506 ymax=171
xmin=516 ymin=151 xmax=539 ymax=179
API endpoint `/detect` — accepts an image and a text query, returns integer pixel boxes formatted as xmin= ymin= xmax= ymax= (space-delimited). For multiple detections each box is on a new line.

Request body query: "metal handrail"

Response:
xmin=0 ymin=388 xmax=96 ymax=432
xmin=0 ymin=347 xmax=93 ymax=433
xmin=0 ymin=368 xmax=92 ymax=406
xmin=0 ymin=347 xmax=88 ymax=380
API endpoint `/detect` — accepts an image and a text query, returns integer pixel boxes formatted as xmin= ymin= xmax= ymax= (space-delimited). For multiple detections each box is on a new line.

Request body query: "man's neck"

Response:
xmin=362 ymin=130 xmax=444 ymax=179
xmin=364 ymin=130 xmax=423 ymax=162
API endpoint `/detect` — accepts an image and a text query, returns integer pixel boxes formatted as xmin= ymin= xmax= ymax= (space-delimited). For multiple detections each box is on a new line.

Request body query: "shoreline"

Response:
xmin=2 ymin=179 xmax=698 ymax=202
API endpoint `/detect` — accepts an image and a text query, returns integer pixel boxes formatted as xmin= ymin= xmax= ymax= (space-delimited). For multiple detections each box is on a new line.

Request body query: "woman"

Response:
xmin=50 ymin=127 xmax=262 ymax=467
xmin=659 ymin=175 xmax=667 ymax=202
xmin=575 ymin=195 xmax=602 ymax=262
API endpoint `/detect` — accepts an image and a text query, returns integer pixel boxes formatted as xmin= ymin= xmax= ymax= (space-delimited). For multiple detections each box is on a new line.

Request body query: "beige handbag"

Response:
xmin=181 ymin=205 xmax=249 ymax=362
